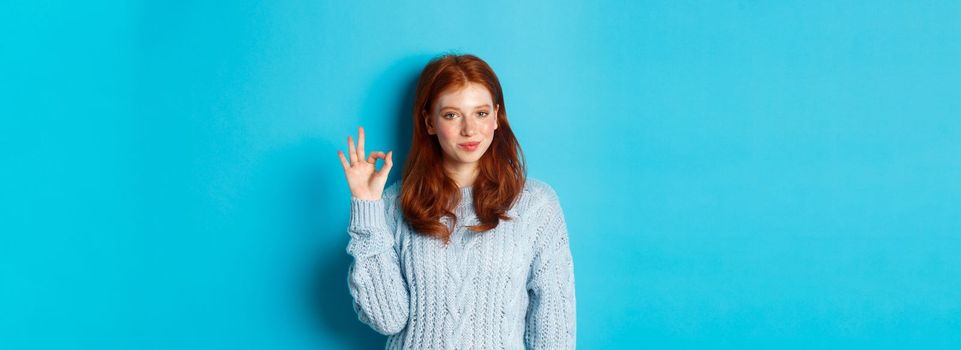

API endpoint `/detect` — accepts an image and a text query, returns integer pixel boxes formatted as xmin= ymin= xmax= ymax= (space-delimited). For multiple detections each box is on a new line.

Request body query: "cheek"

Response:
xmin=482 ymin=120 xmax=498 ymax=134
xmin=438 ymin=125 xmax=459 ymax=141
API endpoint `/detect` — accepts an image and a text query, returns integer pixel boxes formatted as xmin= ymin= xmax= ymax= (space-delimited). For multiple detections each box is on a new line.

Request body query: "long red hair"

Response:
xmin=400 ymin=53 xmax=526 ymax=245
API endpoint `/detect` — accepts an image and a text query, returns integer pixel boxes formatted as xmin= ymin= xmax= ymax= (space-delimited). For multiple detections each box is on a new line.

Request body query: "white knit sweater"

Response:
xmin=346 ymin=177 xmax=576 ymax=349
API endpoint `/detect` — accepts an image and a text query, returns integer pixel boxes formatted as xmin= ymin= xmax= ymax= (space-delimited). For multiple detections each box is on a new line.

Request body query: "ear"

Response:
xmin=494 ymin=104 xmax=500 ymax=130
xmin=422 ymin=111 xmax=435 ymax=135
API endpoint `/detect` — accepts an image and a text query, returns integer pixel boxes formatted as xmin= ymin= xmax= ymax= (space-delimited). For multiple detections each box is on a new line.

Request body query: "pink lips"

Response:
xmin=458 ymin=141 xmax=480 ymax=151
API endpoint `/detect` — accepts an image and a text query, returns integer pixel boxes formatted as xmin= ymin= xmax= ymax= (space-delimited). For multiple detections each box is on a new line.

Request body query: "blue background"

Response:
xmin=3 ymin=0 xmax=959 ymax=349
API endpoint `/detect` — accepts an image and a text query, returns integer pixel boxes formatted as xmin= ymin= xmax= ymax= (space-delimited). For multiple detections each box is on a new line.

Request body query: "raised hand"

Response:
xmin=337 ymin=126 xmax=393 ymax=201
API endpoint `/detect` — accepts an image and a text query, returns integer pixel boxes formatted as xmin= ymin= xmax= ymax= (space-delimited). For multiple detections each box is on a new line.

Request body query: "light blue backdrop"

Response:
xmin=3 ymin=1 xmax=959 ymax=349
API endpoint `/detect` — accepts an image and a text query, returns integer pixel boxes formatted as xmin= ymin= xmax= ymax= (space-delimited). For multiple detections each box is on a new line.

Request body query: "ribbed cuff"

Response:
xmin=347 ymin=197 xmax=394 ymax=258
xmin=349 ymin=197 xmax=389 ymax=230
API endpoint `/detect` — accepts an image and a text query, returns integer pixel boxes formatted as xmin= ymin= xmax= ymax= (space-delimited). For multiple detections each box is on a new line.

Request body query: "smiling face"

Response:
xmin=424 ymin=82 xmax=499 ymax=171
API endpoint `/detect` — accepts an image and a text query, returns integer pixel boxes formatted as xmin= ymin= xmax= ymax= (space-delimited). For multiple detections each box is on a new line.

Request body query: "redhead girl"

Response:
xmin=337 ymin=54 xmax=576 ymax=349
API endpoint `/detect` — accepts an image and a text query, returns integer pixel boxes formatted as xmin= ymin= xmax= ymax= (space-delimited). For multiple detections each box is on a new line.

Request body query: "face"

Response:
xmin=424 ymin=82 xmax=499 ymax=169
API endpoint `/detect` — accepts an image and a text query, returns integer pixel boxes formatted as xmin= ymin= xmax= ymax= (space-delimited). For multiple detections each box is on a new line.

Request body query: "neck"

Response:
xmin=443 ymin=160 xmax=479 ymax=188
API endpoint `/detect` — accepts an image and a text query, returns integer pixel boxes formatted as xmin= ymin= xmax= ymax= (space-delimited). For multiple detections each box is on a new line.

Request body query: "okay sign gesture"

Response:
xmin=337 ymin=126 xmax=393 ymax=201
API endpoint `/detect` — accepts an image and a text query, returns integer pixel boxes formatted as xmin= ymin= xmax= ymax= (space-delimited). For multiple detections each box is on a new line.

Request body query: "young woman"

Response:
xmin=336 ymin=54 xmax=576 ymax=349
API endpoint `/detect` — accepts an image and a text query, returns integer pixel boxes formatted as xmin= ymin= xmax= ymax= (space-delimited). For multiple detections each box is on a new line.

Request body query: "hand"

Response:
xmin=337 ymin=126 xmax=393 ymax=201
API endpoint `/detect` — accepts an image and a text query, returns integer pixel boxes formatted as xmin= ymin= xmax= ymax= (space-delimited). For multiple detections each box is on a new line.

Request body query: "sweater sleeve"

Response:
xmin=524 ymin=187 xmax=577 ymax=349
xmin=345 ymin=196 xmax=410 ymax=335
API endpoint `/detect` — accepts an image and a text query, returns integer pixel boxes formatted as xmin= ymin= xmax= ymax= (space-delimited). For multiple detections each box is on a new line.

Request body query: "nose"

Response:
xmin=460 ymin=116 xmax=477 ymax=136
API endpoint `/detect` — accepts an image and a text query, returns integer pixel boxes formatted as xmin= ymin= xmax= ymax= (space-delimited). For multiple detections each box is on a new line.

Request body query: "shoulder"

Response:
xmin=385 ymin=177 xmax=560 ymax=211
xmin=381 ymin=180 xmax=404 ymax=212
xmin=524 ymin=177 xmax=559 ymax=200
xmin=384 ymin=180 xmax=402 ymax=200
xmin=520 ymin=177 xmax=562 ymax=211
xmin=377 ymin=180 xmax=403 ymax=220
xmin=519 ymin=178 xmax=568 ymax=245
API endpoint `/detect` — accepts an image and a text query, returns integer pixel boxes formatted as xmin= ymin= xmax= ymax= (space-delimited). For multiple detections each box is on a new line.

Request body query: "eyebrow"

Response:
xmin=439 ymin=104 xmax=492 ymax=112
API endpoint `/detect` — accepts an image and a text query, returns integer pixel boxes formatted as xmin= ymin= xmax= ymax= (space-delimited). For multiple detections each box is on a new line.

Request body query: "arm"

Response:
xmin=346 ymin=196 xmax=410 ymax=335
xmin=524 ymin=190 xmax=577 ymax=349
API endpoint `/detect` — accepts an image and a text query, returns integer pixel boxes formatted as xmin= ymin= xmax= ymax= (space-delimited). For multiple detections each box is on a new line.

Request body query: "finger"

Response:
xmin=378 ymin=151 xmax=393 ymax=176
xmin=337 ymin=150 xmax=350 ymax=170
xmin=367 ymin=151 xmax=386 ymax=164
xmin=347 ymin=135 xmax=357 ymax=165
xmin=357 ymin=126 xmax=366 ymax=163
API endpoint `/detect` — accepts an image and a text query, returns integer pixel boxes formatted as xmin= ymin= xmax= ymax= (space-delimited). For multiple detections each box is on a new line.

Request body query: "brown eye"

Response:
xmin=443 ymin=112 xmax=458 ymax=120
xmin=478 ymin=111 xmax=489 ymax=118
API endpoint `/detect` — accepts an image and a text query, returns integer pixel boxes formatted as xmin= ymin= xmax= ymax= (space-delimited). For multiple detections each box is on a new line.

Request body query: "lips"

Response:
xmin=458 ymin=141 xmax=481 ymax=151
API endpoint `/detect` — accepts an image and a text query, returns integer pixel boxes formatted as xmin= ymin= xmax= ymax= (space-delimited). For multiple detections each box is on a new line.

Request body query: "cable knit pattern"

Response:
xmin=345 ymin=178 xmax=576 ymax=349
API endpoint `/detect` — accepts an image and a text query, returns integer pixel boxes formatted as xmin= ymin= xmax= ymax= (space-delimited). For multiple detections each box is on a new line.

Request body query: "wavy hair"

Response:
xmin=399 ymin=53 xmax=526 ymax=245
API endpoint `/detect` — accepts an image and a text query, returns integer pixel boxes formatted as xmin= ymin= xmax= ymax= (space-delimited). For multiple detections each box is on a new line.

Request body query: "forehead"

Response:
xmin=434 ymin=82 xmax=493 ymax=110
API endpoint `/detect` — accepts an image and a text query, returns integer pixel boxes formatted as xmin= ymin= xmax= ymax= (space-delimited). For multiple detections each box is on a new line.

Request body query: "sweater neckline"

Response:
xmin=457 ymin=186 xmax=473 ymax=209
